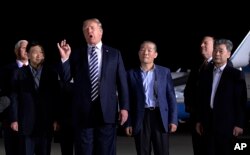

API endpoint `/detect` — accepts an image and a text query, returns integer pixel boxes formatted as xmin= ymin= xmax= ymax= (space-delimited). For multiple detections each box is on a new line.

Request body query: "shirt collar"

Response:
xmin=16 ymin=60 xmax=28 ymax=68
xmin=88 ymin=41 xmax=102 ymax=51
xmin=214 ymin=63 xmax=227 ymax=72
xmin=207 ymin=57 xmax=213 ymax=63
xmin=140 ymin=64 xmax=156 ymax=73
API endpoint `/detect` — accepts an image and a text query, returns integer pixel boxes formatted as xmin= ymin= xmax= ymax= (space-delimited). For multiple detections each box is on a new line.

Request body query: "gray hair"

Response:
xmin=14 ymin=40 xmax=28 ymax=53
xmin=214 ymin=39 xmax=233 ymax=52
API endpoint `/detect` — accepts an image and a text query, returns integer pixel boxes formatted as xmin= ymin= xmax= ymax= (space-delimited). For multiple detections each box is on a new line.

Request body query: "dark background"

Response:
xmin=1 ymin=3 xmax=249 ymax=71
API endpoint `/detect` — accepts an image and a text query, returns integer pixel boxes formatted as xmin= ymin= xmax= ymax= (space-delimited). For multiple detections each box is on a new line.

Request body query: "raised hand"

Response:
xmin=57 ymin=39 xmax=71 ymax=61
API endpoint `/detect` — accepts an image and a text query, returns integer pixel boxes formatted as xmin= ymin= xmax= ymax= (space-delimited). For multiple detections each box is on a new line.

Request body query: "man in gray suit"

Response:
xmin=57 ymin=18 xmax=129 ymax=155
xmin=125 ymin=41 xmax=178 ymax=155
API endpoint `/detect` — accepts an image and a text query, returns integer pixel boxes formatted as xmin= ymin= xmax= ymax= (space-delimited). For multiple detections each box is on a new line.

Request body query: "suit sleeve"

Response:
xmin=58 ymin=59 xmax=72 ymax=83
xmin=116 ymin=51 xmax=129 ymax=111
xmin=167 ymin=71 xmax=178 ymax=125
xmin=234 ymin=71 xmax=247 ymax=128
xmin=9 ymin=69 xmax=19 ymax=122
xmin=184 ymin=69 xmax=199 ymax=113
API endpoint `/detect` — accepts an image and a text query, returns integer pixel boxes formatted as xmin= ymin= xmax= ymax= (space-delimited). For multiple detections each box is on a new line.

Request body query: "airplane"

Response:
xmin=171 ymin=70 xmax=190 ymax=122
xmin=173 ymin=30 xmax=250 ymax=123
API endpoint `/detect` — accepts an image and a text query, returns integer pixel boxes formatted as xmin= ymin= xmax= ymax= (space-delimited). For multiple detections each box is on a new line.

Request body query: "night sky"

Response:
xmin=1 ymin=4 xmax=249 ymax=71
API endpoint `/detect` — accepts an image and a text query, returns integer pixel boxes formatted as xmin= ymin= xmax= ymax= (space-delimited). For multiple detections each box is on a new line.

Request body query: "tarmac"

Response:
xmin=0 ymin=122 xmax=194 ymax=155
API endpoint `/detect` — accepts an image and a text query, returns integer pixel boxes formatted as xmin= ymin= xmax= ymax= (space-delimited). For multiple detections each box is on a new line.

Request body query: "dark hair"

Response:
xmin=140 ymin=40 xmax=157 ymax=51
xmin=26 ymin=41 xmax=45 ymax=53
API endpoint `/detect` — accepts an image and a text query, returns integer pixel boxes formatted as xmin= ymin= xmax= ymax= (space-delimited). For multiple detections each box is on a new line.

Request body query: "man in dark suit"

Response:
xmin=125 ymin=41 xmax=178 ymax=155
xmin=196 ymin=39 xmax=247 ymax=155
xmin=57 ymin=18 xmax=129 ymax=155
xmin=184 ymin=36 xmax=214 ymax=155
xmin=0 ymin=40 xmax=29 ymax=155
xmin=10 ymin=41 xmax=60 ymax=155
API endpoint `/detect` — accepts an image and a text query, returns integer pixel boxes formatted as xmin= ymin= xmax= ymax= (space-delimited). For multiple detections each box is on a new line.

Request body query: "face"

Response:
xmin=83 ymin=19 xmax=103 ymax=45
xmin=28 ymin=45 xmax=45 ymax=67
xmin=200 ymin=36 xmax=214 ymax=60
xmin=138 ymin=42 xmax=158 ymax=65
xmin=16 ymin=41 xmax=28 ymax=61
xmin=213 ymin=44 xmax=231 ymax=66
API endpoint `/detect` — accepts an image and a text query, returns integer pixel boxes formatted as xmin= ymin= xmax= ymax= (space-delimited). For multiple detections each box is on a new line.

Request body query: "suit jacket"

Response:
xmin=184 ymin=63 xmax=201 ymax=114
xmin=10 ymin=63 xmax=60 ymax=136
xmin=184 ymin=59 xmax=233 ymax=114
xmin=60 ymin=44 xmax=129 ymax=127
xmin=127 ymin=65 xmax=178 ymax=135
xmin=197 ymin=64 xmax=247 ymax=136
xmin=0 ymin=62 xmax=19 ymax=123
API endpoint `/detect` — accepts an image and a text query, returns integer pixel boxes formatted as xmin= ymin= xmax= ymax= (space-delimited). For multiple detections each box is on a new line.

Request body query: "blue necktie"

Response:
xmin=89 ymin=46 xmax=99 ymax=101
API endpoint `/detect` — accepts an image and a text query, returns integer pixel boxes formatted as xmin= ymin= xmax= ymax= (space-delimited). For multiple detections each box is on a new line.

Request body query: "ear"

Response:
xmin=227 ymin=51 xmax=231 ymax=59
xmin=154 ymin=52 xmax=158 ymax=58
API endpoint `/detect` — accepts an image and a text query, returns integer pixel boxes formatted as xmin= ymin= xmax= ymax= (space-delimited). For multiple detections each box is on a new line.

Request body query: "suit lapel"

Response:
xmin=39 ymin=66 xmax=48 ymax=91
xmin=133 ymin=68 xmax=145 ymax=97
xmin=215 ymin=65 xmax=229 ymax=95
xmin=78 ymin=47 xmax=91 ymax=82
xmin=100 ymin=45 xmax=110 ymax=81
xmin=82 ymin=47 xmax=89 ymax=73
xmin=23 ymin=66 xmax=37 ymax=92
xmin=206 ymin=65 xmax=214 ymax=95
xmin=154 ymin=65 xmax=161 ymax=85
xmin=134 ymin=68 xmax=142 ymax=83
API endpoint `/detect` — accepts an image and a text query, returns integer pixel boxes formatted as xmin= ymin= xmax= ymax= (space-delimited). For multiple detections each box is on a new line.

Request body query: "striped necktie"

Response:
xmin=89 ymin=46 xmax=99 ymax=101
xmin=31 ymin=68 xmax=40 ymax=90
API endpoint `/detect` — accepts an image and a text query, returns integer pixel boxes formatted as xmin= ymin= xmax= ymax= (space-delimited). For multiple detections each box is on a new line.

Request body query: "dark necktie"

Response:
xmin=31 ymin=68 xmax=40 ymax=90
xmin=89 ymin=46 xmax=99 ymax=101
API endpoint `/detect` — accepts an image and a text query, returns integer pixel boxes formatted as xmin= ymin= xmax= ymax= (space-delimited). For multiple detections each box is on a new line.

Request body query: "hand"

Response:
xmin=119 ymin=109 xmax=128 ymax=125
xmin=125 ymin=127 xmax=132 ymax=136
xmin=169 ymin=124 xmax=177 ymax=133
xmin=57 ymin=39 xmax=71 ymax=61
xmin=195 ymin=122 xmax=203 ymax=135
xmin=233 ymin=126 xmax=243 ymax=137
xmin=53 ymin=121 xmax=60 ymax=131
xmin=10 ymin=121 xmax=18 ymax=132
